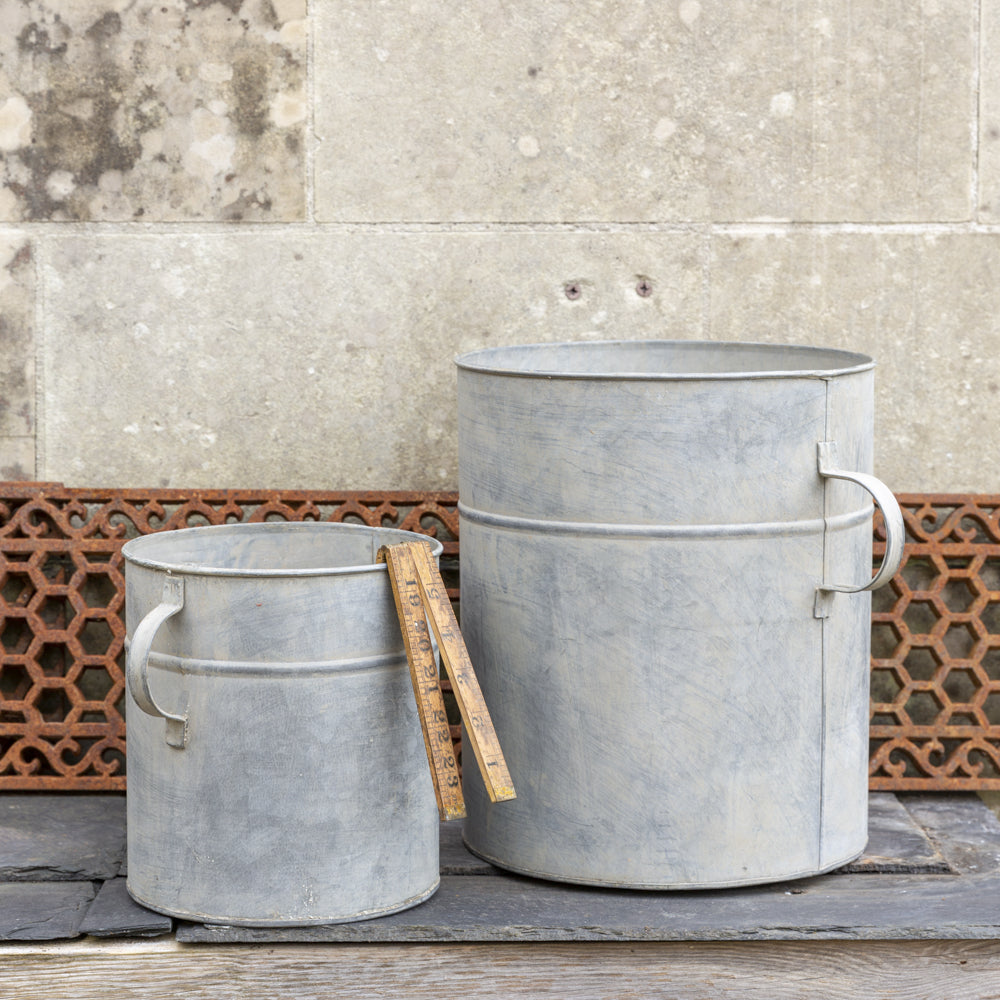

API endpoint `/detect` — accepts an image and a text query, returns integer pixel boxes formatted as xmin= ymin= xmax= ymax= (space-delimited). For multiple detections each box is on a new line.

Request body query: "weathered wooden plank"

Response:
xmin=4 ymin=939 xmax=1000 ymax=1000
xmin=0 ymin=794 xmax=126 ymax=881
xmin=899 ymin=793 xmax=1000 ymax=874
xmin=79 ymin=879 xmax=172 ymax=938
xmin=0 ymin=882 xmax=95 ymax=941
xmin=176 ymin=870 xmax=1000 ymax=943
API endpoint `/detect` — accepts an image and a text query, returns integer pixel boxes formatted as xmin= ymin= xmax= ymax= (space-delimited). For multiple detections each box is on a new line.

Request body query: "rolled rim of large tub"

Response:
xmin=454 ymin=339 xmax=874 ymax=380
xmin=121 ymin=521 xmax=443 ymax=578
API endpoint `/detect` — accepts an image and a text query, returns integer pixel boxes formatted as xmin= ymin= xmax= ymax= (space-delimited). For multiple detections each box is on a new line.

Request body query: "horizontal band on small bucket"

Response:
xmin=457 ymin=502 xmax=874 ymax=539
xmin=126 ymin=642 xmax=408 ymax=678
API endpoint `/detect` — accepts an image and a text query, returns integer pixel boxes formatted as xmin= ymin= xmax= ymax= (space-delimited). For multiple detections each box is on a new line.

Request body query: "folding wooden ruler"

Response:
xmin=379 ymin=540 xmax=516 ymax=821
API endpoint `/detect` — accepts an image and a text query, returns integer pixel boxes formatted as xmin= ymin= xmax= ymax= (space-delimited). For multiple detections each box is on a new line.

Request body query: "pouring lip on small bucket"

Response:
xmin=122 ymin=521 xmax=443 ymax=578
xmin=455 ymin=339 xmax=874 ymax=381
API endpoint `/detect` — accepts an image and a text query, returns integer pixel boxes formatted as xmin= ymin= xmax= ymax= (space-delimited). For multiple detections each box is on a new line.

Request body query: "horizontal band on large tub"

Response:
xmin=457 ymin=503 xmax=874 ymax=539
xmin=126 ymin=642 xmax=408 ymax=678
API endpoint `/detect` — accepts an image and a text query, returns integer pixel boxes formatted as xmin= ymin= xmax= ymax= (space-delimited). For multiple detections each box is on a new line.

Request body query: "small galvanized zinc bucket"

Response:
xmin=123 ymin=522 xmax=440 ymax=925
xmin=456 ymin=340 xmax=904 ymax=889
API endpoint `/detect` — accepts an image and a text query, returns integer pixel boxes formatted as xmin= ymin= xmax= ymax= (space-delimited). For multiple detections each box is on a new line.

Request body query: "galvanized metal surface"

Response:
xmin=4 ymin=484 xmax=1000 ymax=794
xmin=456 ymin=340 xmax=899 ymax=888
xmin=123 ymin=521 xmax=441 ymax=926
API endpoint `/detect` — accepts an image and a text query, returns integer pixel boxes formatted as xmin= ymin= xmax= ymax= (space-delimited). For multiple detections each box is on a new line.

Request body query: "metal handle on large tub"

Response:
xmin=815 ymin=441 xmax=905 ymax=617
xmin=126 ymin=576 xmax=188 ymax=749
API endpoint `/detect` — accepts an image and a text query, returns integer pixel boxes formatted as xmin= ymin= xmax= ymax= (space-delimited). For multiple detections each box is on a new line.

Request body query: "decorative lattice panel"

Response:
xmin=0 ymin=486 xmax=459 ymax=790
xmin=5 ymin=485 xmax=1000 ymax=791
xmin=870 ymin=496 xmax=1000 ymax=789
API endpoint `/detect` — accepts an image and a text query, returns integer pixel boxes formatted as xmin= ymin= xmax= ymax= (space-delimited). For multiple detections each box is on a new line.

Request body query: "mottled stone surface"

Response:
xmin=980 ymin=0 xmax=1000 ymax=220
xmin=0 ymin=234 xmax=34 ymax=434
xmin=39 ymin=231 xmax=702 ymax=489
xmin=0 ymin=231 xmax=34 ymax=478
xmin=708 ymin=231 xmax=1000 ymax=493
xmin=315 ymin=0 xmax=974 ymax=222
xmin=0 ymin=1 xmax=990 ymax=495
xmin=38 ymin=229 xmax=1000 ymax=493
xmin=0 ymin=436 xmax=34 ymax=480
xmin=0 ymin=0 xmax=306 ymax=222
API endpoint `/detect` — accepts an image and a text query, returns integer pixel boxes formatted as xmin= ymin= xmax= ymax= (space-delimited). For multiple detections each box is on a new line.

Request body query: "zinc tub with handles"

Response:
xmin=455 ymin=340 xmax=904 ymax=889
xmin=122 ymin=522 xmax=441 ymax=926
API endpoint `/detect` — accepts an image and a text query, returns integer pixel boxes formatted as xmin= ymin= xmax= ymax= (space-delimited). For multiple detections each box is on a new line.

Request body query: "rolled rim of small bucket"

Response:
xmin=454 ymin=339 xmax=874 ymax=380
xmin=121 ymin=521 xmax=443 ymax=578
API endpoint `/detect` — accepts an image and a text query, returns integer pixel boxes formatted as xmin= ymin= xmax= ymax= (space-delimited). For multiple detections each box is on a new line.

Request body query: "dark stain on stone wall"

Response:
xmin=10 ymin=12 xmax=143 ymax=220
xmin=16 ymin=76 xmax=141 ymax=219
xmin=6 ymin=244 xmax=33 ymax=275
xmin=261 ymin=1 xmax=281 ymax=30
xmin=0 ymin=315 xmax=16 ymax=351
xmin=185 ymin=0 xmax=245 ymax=15
xmin=17 ymin=19 xmax=69 ymax=57
xmin=0 ymin=460 xmax=31 ymax=480
xmin=33 ymin=82 xmax=140 ymax=185
xmin=4 ymin=4 xmax=305 ymax=222
xmin=0 ymin=313 xmax=32 ymax=435
xmin=85 ymin=11 xmax=123 ymax=45
xmin=231 ymin=54 xmax=270 ymax=137
xmin=220 ymin=189 xmax=273 ymax=222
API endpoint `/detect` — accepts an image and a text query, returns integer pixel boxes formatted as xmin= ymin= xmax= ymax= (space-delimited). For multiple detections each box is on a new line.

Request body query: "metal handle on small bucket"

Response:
xmin=126 ymin=575 xmax=188 ymax=748
xmin=815 ymin=441 xmax=905 ymax=617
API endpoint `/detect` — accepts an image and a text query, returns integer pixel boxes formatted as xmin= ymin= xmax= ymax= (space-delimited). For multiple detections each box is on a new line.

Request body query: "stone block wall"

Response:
xmin=0 ymin=0 xmax=995 ymax=491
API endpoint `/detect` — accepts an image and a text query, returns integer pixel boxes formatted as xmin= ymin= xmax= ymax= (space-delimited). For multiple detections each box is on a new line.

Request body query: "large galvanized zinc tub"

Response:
xmin=456 ymin=340 xmax=904 ymax=889
xmin=123 ymin=522 xmax=440 ymax=925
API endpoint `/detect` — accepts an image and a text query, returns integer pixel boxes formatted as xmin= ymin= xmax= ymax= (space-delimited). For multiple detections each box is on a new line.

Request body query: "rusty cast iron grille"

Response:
xmin=869 ymin=495 xmax=1000 ymax=790
xmin=5 ymin=485 xmax=1000 ymax=792
xmin=0 ymin=485 xmax=459 ymax=790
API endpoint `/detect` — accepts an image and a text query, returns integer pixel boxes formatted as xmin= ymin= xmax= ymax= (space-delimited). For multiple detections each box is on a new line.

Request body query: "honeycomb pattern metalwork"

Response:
xmin=0 ymin=485 xmax=458 ymax=790
xmin=5 ymin=485 xmax=1000 ymax=791
xmin=870 ymin=495 xmax=1000 ymax=789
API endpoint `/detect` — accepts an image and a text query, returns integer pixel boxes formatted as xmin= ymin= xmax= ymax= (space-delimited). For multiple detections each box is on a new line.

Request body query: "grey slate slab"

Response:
xmin=0 ymin=881 xmax=95 ymax=941
xmin=176 ymin=871 xmax=1000 ymax=944
xmin=899 ymin=793 xmax=1000 ymax=875
xmin=79 ymin=878 xmax=173 ymax=938
xmin=177 ymin=795 xmax=972 ymax=943
xmin=0 ymin=794 xmax=126 ymax=881
xmin=842 ymin=792 xmax=951 ymax=874
xmin=439 ymin=820 xmax=498 ymax=875
xmin=0 ymin=791 xmax=992 ymax=944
